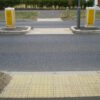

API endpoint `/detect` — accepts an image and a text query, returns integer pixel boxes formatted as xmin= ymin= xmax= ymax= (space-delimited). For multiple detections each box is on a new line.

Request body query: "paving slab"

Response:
xmin=27 ymin=28 xmax=73 ymax=35
xmin=0 ymin=71 xmax=100 ymax=98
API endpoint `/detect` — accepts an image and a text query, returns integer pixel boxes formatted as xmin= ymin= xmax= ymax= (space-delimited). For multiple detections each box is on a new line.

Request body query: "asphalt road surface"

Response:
xmin=0 ymin=20 xmax=76 ymax=28
xmin=0 ymin=20 xmax=100 ymax=28
xmin=0 ymin=34 xmax=100 ymax=71
xmin=0 ymin=20 xmax=100 ymax=71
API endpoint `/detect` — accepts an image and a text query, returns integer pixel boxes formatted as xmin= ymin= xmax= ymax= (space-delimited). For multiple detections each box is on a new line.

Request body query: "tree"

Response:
xmin=0 ymin=0 xmax=94 ymax=10
xmin=52 ymin=0 xmax=59 ymax=9
xmin=58 ymin=0 xmax=68 ymax=9
xmin=72 ymin=0 xmax=77 ymax=8
xmin=68 ymin=0 xmax=72 ymax=8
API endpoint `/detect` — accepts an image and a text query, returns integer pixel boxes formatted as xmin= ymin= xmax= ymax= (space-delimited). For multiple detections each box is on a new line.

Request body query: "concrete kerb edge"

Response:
xmin=70 ymin=26 xmax=100 ymax=34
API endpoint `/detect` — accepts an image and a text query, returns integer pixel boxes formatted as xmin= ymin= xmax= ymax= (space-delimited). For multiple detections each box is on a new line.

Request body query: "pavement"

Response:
xmin=0 ymin=71 xmax=100 ymax=98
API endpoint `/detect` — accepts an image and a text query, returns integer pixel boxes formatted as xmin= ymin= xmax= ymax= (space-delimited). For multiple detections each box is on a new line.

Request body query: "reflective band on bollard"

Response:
xmin=5 ymin=7 xmax=16 ymax=28
xmin=85 ymin=7 xmax=95 ymax=27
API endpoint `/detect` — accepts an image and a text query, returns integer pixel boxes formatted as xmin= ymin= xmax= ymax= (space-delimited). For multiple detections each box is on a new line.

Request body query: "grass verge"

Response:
xmin=61 ymin=10 xmax=100 ymax=20
xmin=0 ymin=11 xmax=38 ymax=21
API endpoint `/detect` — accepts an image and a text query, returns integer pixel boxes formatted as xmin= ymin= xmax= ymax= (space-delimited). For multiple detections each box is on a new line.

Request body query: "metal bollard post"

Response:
xmin=77 ymin=0 xmax=81 ymax=29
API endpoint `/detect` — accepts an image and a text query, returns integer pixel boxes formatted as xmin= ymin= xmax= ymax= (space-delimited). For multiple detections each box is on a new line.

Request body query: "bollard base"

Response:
xmin=0 ymin=26 xmax=31 ymax=35
xmin=71 ymin=26 xmax=100 ymax=34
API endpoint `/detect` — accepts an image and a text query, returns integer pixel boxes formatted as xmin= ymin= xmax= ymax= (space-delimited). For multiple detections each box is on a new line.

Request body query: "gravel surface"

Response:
xmin=0 ymin=72 xmax=11 ymax=93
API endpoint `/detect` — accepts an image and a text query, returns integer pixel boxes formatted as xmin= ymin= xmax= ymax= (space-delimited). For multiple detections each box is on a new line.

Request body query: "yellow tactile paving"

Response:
xmin=0 ymin=71 xmax=100 ymax=98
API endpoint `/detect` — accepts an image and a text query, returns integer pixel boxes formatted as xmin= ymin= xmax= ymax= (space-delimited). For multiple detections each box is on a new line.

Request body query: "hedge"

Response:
xmin=0 ymin=0 xmax=94 ymax=10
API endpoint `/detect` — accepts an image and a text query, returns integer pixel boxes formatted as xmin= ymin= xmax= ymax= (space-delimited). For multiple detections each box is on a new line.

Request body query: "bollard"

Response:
xmin=66 ymin=7 xmax=70 ymax=17
xmin=85 ymin=7 xmax=95 ymax=27
xmin=5 ymin=7 xmax=16 ymax=28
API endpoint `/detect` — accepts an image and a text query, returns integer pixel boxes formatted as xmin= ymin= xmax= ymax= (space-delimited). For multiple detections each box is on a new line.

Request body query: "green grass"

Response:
xmin=61 ymin=10 xmax=86 ymax=20
xmin=96 ymin=11 xmax=100 ymax=19
xmin=0 ymin=12 xmax=5 ymax=21
xmin=61 ymin=10 xmax=100 ymax=20
xmin=0 ymin=11 xmax=38 ymax=21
